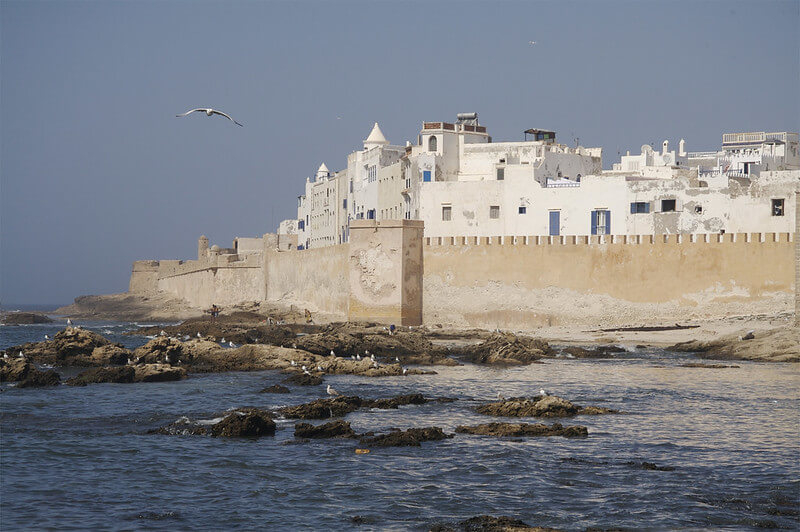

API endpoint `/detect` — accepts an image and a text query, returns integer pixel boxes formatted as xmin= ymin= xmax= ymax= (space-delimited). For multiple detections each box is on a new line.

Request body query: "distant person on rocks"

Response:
xmin=305 ymin=309 xmax=313 ymax=324
xmin=389 ymin=324 xmax=396 ymax=335
xmin=208 ymin=304 xmax=220 ymax=322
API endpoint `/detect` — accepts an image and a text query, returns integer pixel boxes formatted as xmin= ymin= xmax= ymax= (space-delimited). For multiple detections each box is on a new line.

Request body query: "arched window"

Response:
xmin=428 ymin=136 xmax=437 ymax=152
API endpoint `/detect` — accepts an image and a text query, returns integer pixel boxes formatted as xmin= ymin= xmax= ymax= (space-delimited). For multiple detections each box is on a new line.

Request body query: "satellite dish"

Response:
xmin=641 ymin=144 xmax=653 ymax=154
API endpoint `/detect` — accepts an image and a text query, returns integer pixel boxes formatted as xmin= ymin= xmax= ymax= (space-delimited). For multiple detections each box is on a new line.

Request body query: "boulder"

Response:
xmin=50 ymin=327 xmax=111 ymax=359
xmin=260 ymin=384 xmax=291 ymax=394
xmin=87 ymin=344 xmax=131 ymax=366
xmin=133 ymin=337 xmax=189 ymax=365
xmin=359 ymin=427 xmax=452 ymax=447
xmin=557 ymin=345 xmax=624 ymax=359
xmin=17 ymin=368 xmax=61 ymax=388
xmin=454 ymin=333 xmax=550 ymax=365
xmin=362 ymin=393 xmax=428 ymax=409
xmin=455 ymin=422 xmax=588 ymax=438
xmin=294 ymin=420 xmax=357 ymax=439
xmin=209 ymin=409 xmax=276 ymax=438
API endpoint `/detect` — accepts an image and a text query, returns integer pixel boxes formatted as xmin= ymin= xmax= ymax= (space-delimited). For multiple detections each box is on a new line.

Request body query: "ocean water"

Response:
xmin=1 ymin=321 xmax=798 ymax=530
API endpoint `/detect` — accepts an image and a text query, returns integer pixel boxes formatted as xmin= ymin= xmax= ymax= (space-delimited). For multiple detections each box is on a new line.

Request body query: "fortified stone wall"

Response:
xmin=422 ymin=232 xmax=795 ymax=329
xmin=265 ymin=244 xmax=350 ymax=318
xmin=129 ymin=261 xmax=160 ymax=293
xmin=157 ymin=261 xmax=264 ymax=309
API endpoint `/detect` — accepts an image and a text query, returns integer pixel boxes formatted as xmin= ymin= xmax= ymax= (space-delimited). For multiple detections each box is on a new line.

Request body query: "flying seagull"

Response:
xmin=529 ymin=41 xmax=537 ymax=45
xmin=176 ymin=108 xmax=243 ymax=127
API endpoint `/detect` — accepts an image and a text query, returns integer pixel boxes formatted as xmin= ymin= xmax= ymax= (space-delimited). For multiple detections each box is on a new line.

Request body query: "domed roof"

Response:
xmin=364 ymin=122 xmax=389 ymax=147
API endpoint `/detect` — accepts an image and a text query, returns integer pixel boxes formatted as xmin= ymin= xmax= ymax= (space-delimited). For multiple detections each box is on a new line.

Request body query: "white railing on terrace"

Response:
xmin=687 ymin=151 xmax=719 ymax=158
xmin=723 ymin=132 xmax=766 ymax=144
xmin=546 ymin=180 xmax=581 ymax=188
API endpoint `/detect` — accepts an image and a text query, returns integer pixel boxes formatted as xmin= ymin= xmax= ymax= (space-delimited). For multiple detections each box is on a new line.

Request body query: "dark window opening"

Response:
xmin=772 ymin=198 xmax=784 ymax=216
xmin=518 ymin=206 xmax=526 ymax=214
xmin=428 ymin=136 xmax=437 ymax=152
xmin=496 ymin=167 xmax=504 ymax=180
xmin=694 ymin=205 xmax=703 ymax=214
xmin=442 ymin=206 xmax=452 ymax=221
xmin=661 ymin=199 xmax=676 ymax=212
xmin=489 ymin=205 xmax=500 ymax=219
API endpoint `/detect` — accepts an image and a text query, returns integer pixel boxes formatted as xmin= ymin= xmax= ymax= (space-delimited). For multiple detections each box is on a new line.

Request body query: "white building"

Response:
xmin=291 ymin=116 xmax=798 ymax=247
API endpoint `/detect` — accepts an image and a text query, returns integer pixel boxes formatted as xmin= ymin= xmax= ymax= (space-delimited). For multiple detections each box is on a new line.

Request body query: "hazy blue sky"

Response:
xmin=1 ymin=0 xmax=798 ymax=306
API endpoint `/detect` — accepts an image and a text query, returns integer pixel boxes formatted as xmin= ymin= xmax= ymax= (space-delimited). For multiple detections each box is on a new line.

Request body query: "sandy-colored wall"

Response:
xmin=129 ymin=261 xmax=160 ymax=293
xmin=265 ymin=245 xmax=350 ymax=318
xmin=423 ymin=233 xmax=795 ymax=329
xmin=157 ymin=265 xmax=264 ymax=309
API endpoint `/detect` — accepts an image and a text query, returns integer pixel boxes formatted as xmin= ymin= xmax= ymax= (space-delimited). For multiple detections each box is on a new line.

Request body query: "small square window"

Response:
xmin=694 ymin=205 xmax=703 ymax=214
xmin=772 ymin=198 xmax=784 ymax=216
xmin=630 ymin=202 xmax=649 ymax=214
xmin=490 ymin=205 xmax=500 ymax=219
xmin=518 ymin=206 xmax=526 ymax=214
xmin=661 ymin=199 xmax=676 ymax=212
xmin=442 ymin=206 xmax=452 ymax=221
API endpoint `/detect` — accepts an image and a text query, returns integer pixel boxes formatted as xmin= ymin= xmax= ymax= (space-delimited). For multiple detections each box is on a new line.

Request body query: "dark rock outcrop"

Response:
xmin=66 ymin=366 xmax=136 ymax=386
xmin=209 ymin=410 xmax=276 ymax=438
xmin=453 ymin=333 xmax=551 ymax=365
xmin=430 ymin=515 xmax=561 ymax=532
xmin=281 ymin=396 xmax=364 ymax=419
xmin=260 ymin=384 xmax=291 ymax=393
xmin=680 ymin=363 xmax=740 ymax=368
xmin=133 ymin=337 xmax=189 ymax=365
xmin=359 ymin=427 xmax=452 ymax=447
xmin=455 ymin=422 xmax=588 ymax=438
xmin=282 ymin=372 xmax=323 ymax=386
xmin=476 ymin=395 xmax=619 ymax=418
xmin=66 ymin=364 xmax=185 ymax=386
xmin=1 ymin=312 xmax=53 ymax=325
xmin=294 ymin=420 xmax=357 ymax=439
xmin=362 ymin=393 xmax=428 ymax=409
xmin=0 ymin=359 xmax=61 ymax=387
xmin=2 ymin=327 xmax=123 ymax=366
xmin=557 ymin=345 xmax=625 ymax=359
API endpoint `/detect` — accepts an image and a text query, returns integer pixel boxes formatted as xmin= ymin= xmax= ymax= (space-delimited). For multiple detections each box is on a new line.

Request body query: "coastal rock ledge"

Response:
xmin=429 ymin=515 xmax=562 ymax=532
xmin=477 ymin=395 xmax=619 ymax=418
xmin=455 ymin=422 xmax=588 ymax=438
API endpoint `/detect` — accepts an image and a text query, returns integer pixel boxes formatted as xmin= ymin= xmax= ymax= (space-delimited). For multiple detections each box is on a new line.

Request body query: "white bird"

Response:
xmin=350 ymin=355 xmax=355 ymax=360
xmin=197 ymin=332 xmax=201 ymax=338
xmin=402 ymin=368 xmax=408 ymax=375
xmin=497 ymin=392 xmax=506 ymax=401
xmin=395 ymin=356 xmax=400 ymax=362
xmin=176 ymin=107 xmax=243 ymax=127
xmin=365 ymin=350 xmax=370 ymax=356
xmin=372 ymin=361 xmax=379 ymax=369
xmin=539 ymin=389 xmax=548 ymax=396
xmin=127 ymin=358 xmax=133 ymax=365
xmin=370 ymin=354 xmax=375 ymax=362
xmin=165 ymin=353 xmax=172 ymax=364
xmin=160 ymin=330 xmax=166 ymax=336
xmin=326 ymin=384 xmax=339 ymax=396
xmin=18 ymin=351 xmax=25 ymax=359
xmin=529 ymin=40 xmax=536 ymax=45
xmin=292 ymin=343 xmax=297 ymax=349
xmin=317 ymin=365 xmax=323 ymax=372
xmin=356 ymin=354 xmax=361 ymax=361
xmin=221 ymin=338 xmax=225 ymax=344
xmin=303 ymin=367 xmax=312 ymax=376
xmin=44 ymin=334 xmax=50 ymax=340
xmin=3 ymin=353 xmax=9 ymax=359
xmin=290 ymin=360 xmax=297 ymax=367
xmin=330 ymin=350 xmax=335 ymax=357
xmin=66 ymin=318 xmax=72 ymax=326
xmin=229 ymin=341 xmax=236 ymax=348
xmin=301 ymin=365 xmax=307 ymax=372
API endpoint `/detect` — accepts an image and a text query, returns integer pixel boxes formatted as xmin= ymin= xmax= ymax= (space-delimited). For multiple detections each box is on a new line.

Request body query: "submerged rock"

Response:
xmin=557 ymin=345 xmax=624 ymax=359
xmin=362 ymin=393 xmax=428 ymax=409
xmin=629 ymin=461 xmax=676 ymax=472
xmin=294 ymin=420 xmax=357 ymax=439
xmin=680 ymin=363 xmax=740 ymax=368
xmin=430 ymin=515 xmax=561 ymax=532
xmin=359 ymin=427 xmax=452 ymax=447
xmin=260 ymin=384 xmax=290 ymax=394
xmin=455 ymin=422 xmax=588 ymax=438
xmin=476 ymin=395 xmax=619 ymax=418
xmin=453 ymin=333 xmax=551 ymax=365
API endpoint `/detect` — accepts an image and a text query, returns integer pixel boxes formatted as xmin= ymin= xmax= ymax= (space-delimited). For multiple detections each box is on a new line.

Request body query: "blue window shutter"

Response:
xmin=590 ymin=210 xmax=598 ymax=235
xmin=630 ymin=203 xmax=636 ymax=214
xmin=644 ymin=203 xmax=650 ymax=213
xmin=605 ymin=210 xmax=611 ymax=234
xmin=423 ymin=170 xmax=431 ymax=182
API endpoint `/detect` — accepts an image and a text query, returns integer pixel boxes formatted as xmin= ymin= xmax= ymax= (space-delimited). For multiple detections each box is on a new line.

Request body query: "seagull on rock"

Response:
xmin=197 ymin=332 xmax=202 ymax=338
xmin=228 ymin=341 xmax=236 ymax=348
xmin=330 ymin=350 xmax=335 ymax=357
xmin=539 ymin=389 xmax=548 ymax=396
xmin=66 ymin=318 xmax=73 ymax=326
xmin=176 ymin=108 xmax=243 ymax=126
xmin=44 ymin=334 xmax=50 ymax=340
xmin=290 ymin=360 xmax=297 ymax=367
xmin=326 ymin=384 xmax=340 ymax=396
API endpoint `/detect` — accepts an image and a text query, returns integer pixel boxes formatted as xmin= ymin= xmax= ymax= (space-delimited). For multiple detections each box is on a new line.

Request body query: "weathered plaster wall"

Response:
xmin=129 ymin=261 xmax=160 ymax=293
xmin=423 ymin=233 xmax=795 ymax=329
xmin=157 ymin=263 xmax=264 ymax=309
xmin=265 ymin=244 xmax=350 ymax=318
xmin=348 ymin=219 xmax=424 ymax=325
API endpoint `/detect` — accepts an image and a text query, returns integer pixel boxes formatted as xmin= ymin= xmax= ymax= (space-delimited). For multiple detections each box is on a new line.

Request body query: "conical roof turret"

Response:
xmin=316 ymin=162 xmax=330 ymax=179
xmin=364 ymin=122 xmax=389 ymax=148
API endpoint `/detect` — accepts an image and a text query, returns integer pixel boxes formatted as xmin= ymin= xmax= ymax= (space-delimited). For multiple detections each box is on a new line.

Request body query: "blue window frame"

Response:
xmin=298 ymin=219 xmax=305 ymax=230
xmin=591 ymin=210 xmax=611 ymax=235
xmin=549 ymin=211 xmax=560 ymax=236
xmin=423 ymin=170 xmax=432 ymax=182
xmin=630 ymin=202 xmax=649 ymax=214
xmin=367 ymin=209 xmax=375 ymax=220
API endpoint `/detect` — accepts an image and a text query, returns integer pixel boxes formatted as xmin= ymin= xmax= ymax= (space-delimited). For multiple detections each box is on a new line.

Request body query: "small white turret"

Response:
xmin=316 ymin=162 xmax=330 ymax=180
xmin=364 ymin=122 xmax=389 ymax=149
xmin=662 ymin=140 xmax=669 ymax=155
xmin=679 ymin=139 xmax=686 ymax=157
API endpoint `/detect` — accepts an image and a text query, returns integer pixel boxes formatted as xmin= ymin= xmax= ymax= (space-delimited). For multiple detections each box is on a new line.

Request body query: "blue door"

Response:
xmin=549 ymin=211 xmax=560 ymax=236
